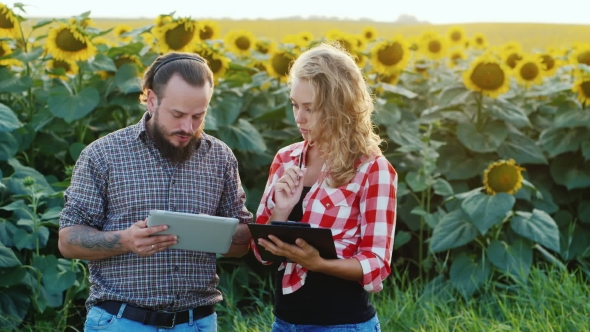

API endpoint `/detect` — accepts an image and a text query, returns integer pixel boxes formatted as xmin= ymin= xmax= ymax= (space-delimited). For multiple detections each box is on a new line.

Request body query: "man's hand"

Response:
xmin=124 ymin=219 xmax=178 ymax=257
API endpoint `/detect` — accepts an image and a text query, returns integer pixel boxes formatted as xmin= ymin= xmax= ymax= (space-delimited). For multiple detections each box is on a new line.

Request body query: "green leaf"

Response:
xmin=0 ymin=285 xmax=31 ymax=330
xmin=37 ymin=255 xmax=77 ymax=293
xmin=0 ymin=244 xmax=20 ymax=267
xmin=83 ymin=53 xmax=117 ymax=72
xmin=0 ymin=219 xmax=18 ymax=247
xmin=457 ymin=121 xmax=508 ymax=153
xmin=578 ymin=201 xmax=590 ymax=224
xmin=0 ymin=68 xmax=33 ymax=93
xmin=497 ymin=131 xmax=548 ymax=165
xmin=450 ymin=253 xmax=491 ymax=299
xmin=393 ymin=231 xmax=411 ymax=249
xmin=429 ymin=209 xmax=479 ymax=253
xmin=115 ymin=63 xmax=141 ymax=94
xmin=549 ymin=154 xmax=590 ymax=190
xmin=0 ymin=132 xmax=18 ymax=161
xmin=433 ymin=178 xmax=454 ymax=196
xmin=386 ymin=122 xmax=424 ymax=151
xmin=488 ymin=99 xmax=531 ymax=128
xmin=539 ymin=127 xmax=588 ymax=158
xmin=204 ymin=111 xmax=218 ymax=130
xmin=0 ymin=103 xmax=22 ymax=133
xmin=5 ymin=158 xmax=55 ymax=195
xmin=69 ymin=142 xmax=87 ymax=161
xmin=559 ymin=224 xmax=590 ymax=261
xmin=217 ymin=119 xmax=267 ymax=152
xmin=405 ymin=171 xmax=432 ymax=192
xmin=379 ymin=83 xmax=417 ymax=99
xmin=211 ymin=93 xmax=243 ymax=127
xmin=437 ymin=84 xmax=471 ymax=107
xmin=48 ymin=86 xmax=100 ymax=123
xmin=12 ymin=47 xmax=44 ymax=63
xmin=510 ymin=209 xmax=560 ymax=252
xmin=41 ymin=206 xmax=63 ymax=221
xmin=461 ymin=192 xmax=515 ymax=234
xmin=582 ymin=140 xmax=590 ymax=161
xmin=13 ymin=226 xmax=50 ymax=250
xmin=0 ymin=266 xmax=26 ymax=287
xmin=35 ymin=132 xmax=69 ymax=156
xmin=553 ymin=108 xmax=590 ymax=128
xmin=486 ymin=239 xmax=532 ymax=281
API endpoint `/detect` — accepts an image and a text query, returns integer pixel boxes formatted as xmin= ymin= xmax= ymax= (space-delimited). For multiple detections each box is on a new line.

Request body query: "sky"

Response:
xmin=14 ymin=0 xmax=590 ymax=25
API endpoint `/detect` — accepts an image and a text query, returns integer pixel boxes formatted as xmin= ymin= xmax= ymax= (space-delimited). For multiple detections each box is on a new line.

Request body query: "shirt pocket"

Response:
xmin=318 ymin=188 xmax=356 ymax=209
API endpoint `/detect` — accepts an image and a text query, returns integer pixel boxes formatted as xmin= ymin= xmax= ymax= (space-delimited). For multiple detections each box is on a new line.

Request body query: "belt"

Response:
xmin=96 ymin=300 xmax=215 ymax=328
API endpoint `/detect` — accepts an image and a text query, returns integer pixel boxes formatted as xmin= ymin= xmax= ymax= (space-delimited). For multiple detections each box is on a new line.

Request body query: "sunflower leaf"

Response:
xmin=0 ymin=132 xmax=18 ymax=161
xmin=429 ymin=209 xmax=479 ymax=253
xmin=210 ymin=93 xmax=243 ymax=127
xmin=510 ymin=209 xmax=560 ymax=252
xmin=497 ymin=131 xmax=548 ymax=165
xmin=115 ymin=63 xmax=141 ymax=94
xmin=457 ymin=121 xmax=508 ymax=153
xmin=12 ymin=47 xmax=44 ymax=64
xmin=553 ymin=108 xmax=590 ymax=128
xmin=486 ymin=239 xmax=532 ymax=282
xmin=487 ymin=99 xmax=531 ymax=128
xmin=0 ymin=103 xmax=22 ymax=133
xmin=581 ymin=140 xmax=590 ymax=161
xmin=48 ymin=86 xmax=100 ymax=123
xmin=549 ymin=153 xmax=590 ymax=190
xmin=0 ymin=68 xmax=33 ymax=93
xmin=449 ymin=253 xmax=491 ymax=300
xmin=538 ymin=127 xmax=587 ymax=158
xmin=462 ymin=192 xmax=515 ymax=234
xmin=216 ymin=119 xmax=266 ymax=153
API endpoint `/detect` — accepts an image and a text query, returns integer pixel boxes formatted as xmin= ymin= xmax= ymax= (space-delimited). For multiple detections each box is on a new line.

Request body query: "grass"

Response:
xmin=217 ymin=265 xmax=590 ymax=331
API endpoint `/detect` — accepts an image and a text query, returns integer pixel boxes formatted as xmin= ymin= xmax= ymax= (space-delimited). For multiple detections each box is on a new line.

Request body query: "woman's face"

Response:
xmin=290 ymin=78 xmax=319 ymax=142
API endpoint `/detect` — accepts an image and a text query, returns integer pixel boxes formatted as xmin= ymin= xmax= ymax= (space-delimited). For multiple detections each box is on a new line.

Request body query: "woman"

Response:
xmin=252 ymin=42 xmax=397 ymax=331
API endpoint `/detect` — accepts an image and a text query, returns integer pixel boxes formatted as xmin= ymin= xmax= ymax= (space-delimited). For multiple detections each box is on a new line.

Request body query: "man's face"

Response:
xmin=147 ymin=74 xmax=212 ymax=163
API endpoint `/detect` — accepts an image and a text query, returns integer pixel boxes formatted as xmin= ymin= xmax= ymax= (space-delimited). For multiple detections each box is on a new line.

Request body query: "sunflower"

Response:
xmin=255 ymin=38 xmax=276 ymax=55
xmin=447 ymin=48 xmax=467 ymax=68
xmin=0 ymin=41 xmax=22 ymax=67
xmin=463 ymin=54 xmax=511 ymax=98
xmin=501 ymin=41 xmax=522 ymax=53
xmin=354 ymin=51 xmax=367 ymax=69
xmin=376 ymin=70 xmax=401 ymax=85
xmin=503 ymin=50 xmax=523 ymax=69
xmin=193 ymin=45 xmax=230 ymax=83
xmin=483 ymin=159 xmax=525 ymax=195
xmin=539 ymin=53 xmax=558 ymax=77
xmin=46 ymin=59 xmax=79 ymax=80
xmin=154 ymin=18 xmax=199 ymax=53
xmin=223 ymin=29 xmax=256 ymax=56
xmin=154 ymin=14 xmax=173 ymax=31
xmin=569 ymin=44 xmax=590 ymax=71
xmin=297 ymin=31 xmax=314 ymax=46
xmin=472 ymin=33 xmax=488 ymax=50
xmin=92 ymin=36 xmax=117 ymax=48
xmin=369 ymin=36 xmax=410 ymax=74
xmin=113 ymin=24 xmax=133 ymax=43
xmin=447 ymin=26 xmax=465 ymax=46
xmin=0 ymin=4 xmax=20 ymax=38
xmin=361 ymin=26 xmax=377 ymax=42
xmin=197 ymin=20 xmax=220 ymax=41
xmin=69 ymin=17 xmax=94 ymax=28
xmin=140 ymin=32 xmax=156 ymax=48
xmin=267 ymin=48 xmax=296 ymax=82
xmin=514 ymin=54 xmax=545 ymax=87
xmin=413 ymin=58 xmax=431 ymax=78
xmin=249 ymin=59 xmax=268 ymax=73
xmin=572 ymin=74 xmax=590 ymax=106
xmin=420 ymin=33 xmax=447 ymax=60
xmin=325 ymin=29 xmax=358 ymax=54
xmin=46 ymin=23 xmax=96 ymax=61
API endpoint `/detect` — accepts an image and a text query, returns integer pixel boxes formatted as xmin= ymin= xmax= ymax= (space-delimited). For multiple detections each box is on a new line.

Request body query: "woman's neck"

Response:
xmin=303 ymin=144 xmax=325 ymax=186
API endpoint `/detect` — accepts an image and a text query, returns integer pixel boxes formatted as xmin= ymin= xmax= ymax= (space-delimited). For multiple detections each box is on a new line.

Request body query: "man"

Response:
xmin=58 ymin=52 xmax=252 ymax=331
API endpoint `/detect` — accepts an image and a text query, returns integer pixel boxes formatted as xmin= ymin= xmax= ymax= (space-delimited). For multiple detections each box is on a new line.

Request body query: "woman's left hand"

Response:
xmin=258 ymin=235 xmax=323 ymax=271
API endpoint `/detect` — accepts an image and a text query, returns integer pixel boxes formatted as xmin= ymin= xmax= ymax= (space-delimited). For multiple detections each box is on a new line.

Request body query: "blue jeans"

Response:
xmin=84 ymin=305 xmax=217 ymax=332
xmin=271 ymin=315 xmax=381 ymax=332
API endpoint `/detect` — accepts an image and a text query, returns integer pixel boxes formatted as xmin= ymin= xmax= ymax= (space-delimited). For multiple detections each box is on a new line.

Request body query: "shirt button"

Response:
xmin=326 ymin=203 xmax=331 ymax=207
xmin=174 ymin=266 xmax=179 ymax=272
xmin=171 ymin=206 xmax=176 ymax=211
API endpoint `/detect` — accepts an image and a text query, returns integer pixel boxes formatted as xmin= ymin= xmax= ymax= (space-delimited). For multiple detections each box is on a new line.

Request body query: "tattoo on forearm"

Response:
xmin=68 ymin=227 xmax=122 ymax=251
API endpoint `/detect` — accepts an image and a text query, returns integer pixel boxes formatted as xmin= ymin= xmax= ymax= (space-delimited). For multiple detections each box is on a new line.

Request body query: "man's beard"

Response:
xmin=150 ymin=110 xmax=202 ymax=163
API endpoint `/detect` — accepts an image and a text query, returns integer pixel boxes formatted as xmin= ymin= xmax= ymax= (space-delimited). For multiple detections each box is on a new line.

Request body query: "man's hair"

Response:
xmin=139 ymin=52 xmax=214 ymax=104
xmin=289 ymin=42 xmax=383 ymax=188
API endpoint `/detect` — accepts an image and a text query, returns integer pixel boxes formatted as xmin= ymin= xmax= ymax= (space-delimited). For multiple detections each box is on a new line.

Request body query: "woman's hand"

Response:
xmin=257 ymin=234 xmax=323 ymax=271
xmin=273 ymin=167 xmax=307 ymax=215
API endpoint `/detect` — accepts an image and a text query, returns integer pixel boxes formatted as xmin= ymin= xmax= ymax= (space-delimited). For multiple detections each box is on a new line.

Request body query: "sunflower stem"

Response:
xmin=476 ymin=92 xmax=483 ymax=131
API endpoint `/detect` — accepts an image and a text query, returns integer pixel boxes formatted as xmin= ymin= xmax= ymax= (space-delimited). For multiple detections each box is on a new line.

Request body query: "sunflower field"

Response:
xmin=0 ymin=4 xmax=589 ymax=331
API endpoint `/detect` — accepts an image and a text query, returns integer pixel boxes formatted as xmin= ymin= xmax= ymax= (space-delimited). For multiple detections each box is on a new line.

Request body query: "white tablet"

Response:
xmin=146 ymin=210 xmax=239 ymax=253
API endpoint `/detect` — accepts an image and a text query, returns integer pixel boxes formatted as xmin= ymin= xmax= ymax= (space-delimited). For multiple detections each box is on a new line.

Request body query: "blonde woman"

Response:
xmin=252 ymin=43 xmax=397 ymax=331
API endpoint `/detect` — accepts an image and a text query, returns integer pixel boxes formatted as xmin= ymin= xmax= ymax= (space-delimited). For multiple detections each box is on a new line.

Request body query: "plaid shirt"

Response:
xmin=252 ymin=141 xmax=397 ymax=294
xmin=60 ymin=112 xmax=252 ymax=311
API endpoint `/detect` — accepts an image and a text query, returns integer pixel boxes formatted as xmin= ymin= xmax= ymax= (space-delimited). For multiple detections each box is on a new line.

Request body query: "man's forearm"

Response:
xmin=58 ymin=225 xmax=128 ymax=260
xmin=222 ymin=223 xmax=251 ymax=257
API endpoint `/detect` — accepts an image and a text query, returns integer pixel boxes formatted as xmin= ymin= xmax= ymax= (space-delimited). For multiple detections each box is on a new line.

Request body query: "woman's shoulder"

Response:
xmin=275 ymin=141 xmax=305 ymax=158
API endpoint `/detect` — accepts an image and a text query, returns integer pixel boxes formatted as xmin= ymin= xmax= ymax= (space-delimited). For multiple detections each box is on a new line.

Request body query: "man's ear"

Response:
xmin=146 ymin=89 xmax=157 ymax=112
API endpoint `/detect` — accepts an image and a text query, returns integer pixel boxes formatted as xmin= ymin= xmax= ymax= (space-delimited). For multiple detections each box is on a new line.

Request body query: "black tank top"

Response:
xmin=273 ymin=186 xmax=376 ymax=325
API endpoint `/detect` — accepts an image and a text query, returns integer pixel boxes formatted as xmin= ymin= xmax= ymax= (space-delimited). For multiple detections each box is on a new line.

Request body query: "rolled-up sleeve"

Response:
xmin=352 ymin=157 xmax=397 ymax=293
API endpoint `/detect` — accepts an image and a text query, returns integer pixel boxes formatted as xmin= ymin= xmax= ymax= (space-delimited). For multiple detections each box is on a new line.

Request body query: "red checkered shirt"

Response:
xmin=252 ymin=141 xmax=397 ymax=294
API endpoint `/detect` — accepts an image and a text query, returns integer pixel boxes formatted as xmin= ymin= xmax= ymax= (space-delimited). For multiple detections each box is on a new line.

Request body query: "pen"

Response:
xmin=297 ymin=151 xmax=303 ymax=180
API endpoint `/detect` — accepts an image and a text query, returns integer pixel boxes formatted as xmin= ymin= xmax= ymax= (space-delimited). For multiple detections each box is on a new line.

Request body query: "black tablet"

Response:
xmin=248 ymin=222 xmax=337 ymax=262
